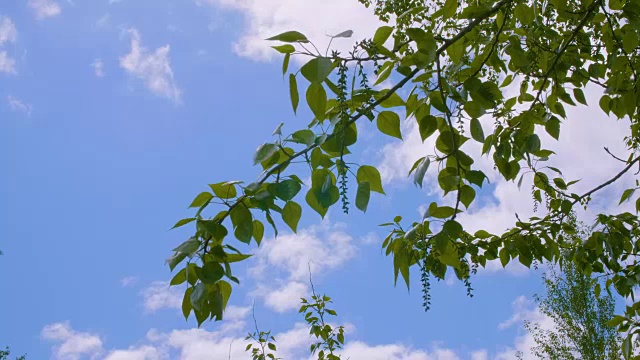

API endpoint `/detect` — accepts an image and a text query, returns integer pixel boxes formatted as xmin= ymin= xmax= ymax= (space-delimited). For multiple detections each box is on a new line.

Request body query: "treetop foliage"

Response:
xmin=166 ymin=0 xmax=640 ymax=356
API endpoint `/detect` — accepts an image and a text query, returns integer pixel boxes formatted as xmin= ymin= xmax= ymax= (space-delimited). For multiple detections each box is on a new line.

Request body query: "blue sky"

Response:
xmin=0 ymin=1 xmax=635 ymax=359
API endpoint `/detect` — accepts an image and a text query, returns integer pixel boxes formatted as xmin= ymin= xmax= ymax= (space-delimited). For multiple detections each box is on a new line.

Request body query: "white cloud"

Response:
xmin=195 ymin=0 xmax=384 ymax=62
xmin=261 ymin=281 xmax=308 ymax=313
xmin=104 ymin=346 xmax=164 ymax=360
xmin=42 ymin=322 xmax=103 ymax=360
xmin=119 ymin=29 xmax=181 ymax=103
xmin=7 ymin=95 xmax=31 ymax=115
xmin=251 ymin=221 xmax=356 ymax=282
xmin=248 ymin=221 xmax=356 ymax=312
xmin=28 ymin=0 xmax=62 ymax=20
xmin=140 ymin=281 xmax=182 ymax=313
xmin=91 ymin=59 xmax=105 ymax=77
xmin=0 ymin=51 xmax=16 ymax=74
xmin=0 ymin=16 xmax=17 ymax=45
xmin=120 ymin=276 xmax=137 ymax=287
xmin=493 ymin=295 xmax=555 ymax=360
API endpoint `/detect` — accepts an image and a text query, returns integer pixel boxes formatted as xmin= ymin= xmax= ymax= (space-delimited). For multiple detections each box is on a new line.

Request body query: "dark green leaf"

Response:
xmin=459 ymin=185 xmax=476 ymax=208
xmin=470 ymin=118 xmax=484 ymax=142
xmin=190 ymin=283 xmax=207 ymax=312
xmin=199 ymin=262 xmax=224 ymax=284
xmin=545 ymin=117 xmax=560 ymax=140
xmin=289 ymin=74 xmax=299 ymax=113
xmin=275 ymin=180 xmax=302 ymax=201
xmin=355 ymin=181 xmax=371 ymax=212
xmin=230 ymin=205 xmax=253 ymax=244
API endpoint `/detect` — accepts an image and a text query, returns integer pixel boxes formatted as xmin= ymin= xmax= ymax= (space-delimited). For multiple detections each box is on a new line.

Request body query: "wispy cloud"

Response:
xmin=120 ymin=276 xmax=137 ymax=287
xmin=140 ymin=281 xmax=182 ymax=313
xmin=0 ymin=16 xmax=17 ymax=45
xmin=119 ymin=29 xmax=181 ymax=103
xmin=91 ymin=58 xmax=105 ymax=77
xmin=28 ymin=0 xmax=62 ymax=20
xmin=7 ymin=96 xmax=32 ymax=115
xmin=0 ymin=51 xmax=16 ymax=74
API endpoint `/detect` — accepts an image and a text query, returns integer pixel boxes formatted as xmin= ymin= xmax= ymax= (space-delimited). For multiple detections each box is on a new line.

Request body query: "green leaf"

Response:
xmin=545 ymin=117 xmax=560 ymax=140
xmin=190 ymin=283 xmax=207 ymax=312
xmin=173 ymin=238 xmax=200 ymax=255
xmin=199 ymin=262 xmax=224 ymax=284
xmin=275 ymin=179 xmax=302 ymax=201
xmin=291 ymin=129 xmax=315 ymax=146
xmin=599 ymin=95 xmax=611 ymax=115
xmin=282 ymin=53 xmax=290 ymax=76
xmin=289 ymin=74 xmax=299 ymax=114
xmin=459 ymin=185 xmax=476 ymax=208
xmin=426 ymin=202 xmax=457 ymax=219
xmin=306 ymin=83 xmax=327 ymax=121
xmin=301 ymin=57 xmax=333 ymax=84
xmin=170 ymin=268 xmax=187 ymax=285
xmin=442 ymin=0 xmax=458 ymax=19
xmin=623 ymin=30 xmax=639 ymax=53
xmin=470 ymin=118 xmax=485 ymax=142
xmin=252 ymin=220 xmax=264 ymax=245
xmin=524 ymin=134 xmax=541 ymax=153
xmin=413 ymin=157 xmax=431 ymax=188
xmin=443 ymin=220 xmax=463 ymax=238
xmin=417 ymin=115 xmax=437 ymax=141
xmin=464 ymin=101 xmax=486 ymax=118
xmin=499 ymin=248 xmax=510 ymax=268
xmin=182 ymin=287 xmax=193 ymax=320
xmin=272 ymin=44 xmax=295 ymax=53
xmin=466 ymin=170 xmax=487 ymax=187
xmin=282 ymin=201 xmax=302 ymax=232
xmin=199 ymin=220 xmax=228 ymax=241
xmin=230 ymin=205 xmax=253 ymax=244
xmin=357 ymin=165 xmax=384 ymax=194
xmin=254 ymin=143 xmax=278 ymax=166
xmin=166 ymin=252 xmax=187 ymax=271
xmin=209 ymin=182 xmax=237 ymax=199
xmin=266 ymin=31 xmax=309 ymax=43
xmin=373 ymin=26 xmax=393 ymax=46
xmin=620 ymin=188 xmax=636 ymax=204
xmin=306 ymin=189 xmax=329 ymax=218
xmin=377 ymin=111 xmax=402 ymax=139
xmin=172 ymin=217 xmax=196 ymax=229
xmin=573 ymin=88 xmax=587 ymax=105
xmin=189 ymin=192 xmax=213 ymax=208
xmin=355 ymin=181 xmax=371 ymax=212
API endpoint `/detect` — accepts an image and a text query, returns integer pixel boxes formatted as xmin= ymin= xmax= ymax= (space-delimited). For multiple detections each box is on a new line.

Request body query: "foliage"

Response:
xmin=245 ymin=287 xmax=345 ymax=360
xmin=166 ymin=0 xmax=640 ymax=355
xmin=521 ymin=261 xmax=621 ymax=359
xmin=0 ymin=347 xmax=26 ymax=360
